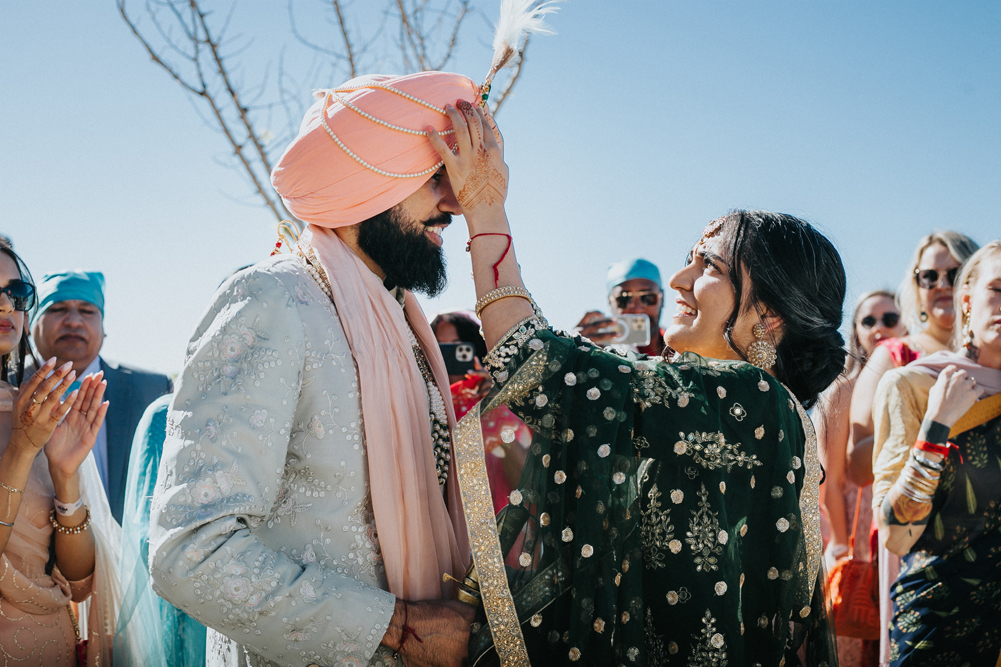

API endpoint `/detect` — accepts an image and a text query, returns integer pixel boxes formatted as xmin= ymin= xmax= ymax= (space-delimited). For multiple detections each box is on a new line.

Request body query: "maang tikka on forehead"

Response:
xmin=700 ymin=216 xmax=727 ymax=243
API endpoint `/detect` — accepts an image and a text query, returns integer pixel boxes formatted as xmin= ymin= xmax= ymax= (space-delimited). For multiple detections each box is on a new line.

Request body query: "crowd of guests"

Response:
xmin=0 ymin=224 xmax=996 ymax=664
xmin=0 ymin=222 xmax=998 ymax=666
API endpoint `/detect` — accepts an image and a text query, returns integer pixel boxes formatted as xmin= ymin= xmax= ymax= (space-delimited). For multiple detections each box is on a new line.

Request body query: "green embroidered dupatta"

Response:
xmin=456 ymin=319 xmax=836 ymax=667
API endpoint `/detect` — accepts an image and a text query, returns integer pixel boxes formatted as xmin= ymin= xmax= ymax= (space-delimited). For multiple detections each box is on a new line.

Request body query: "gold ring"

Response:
xmin=31 ymin=397 xmax=43 ymax=406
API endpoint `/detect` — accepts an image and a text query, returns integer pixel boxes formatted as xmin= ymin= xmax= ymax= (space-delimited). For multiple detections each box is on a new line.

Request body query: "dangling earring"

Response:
xmin=747 ymin=323 xmax=777 ymax=370
xmin=962 ymin=309 xmax=974 ymax=351
xmin=919 ymin=310 xmax=929 ymax=323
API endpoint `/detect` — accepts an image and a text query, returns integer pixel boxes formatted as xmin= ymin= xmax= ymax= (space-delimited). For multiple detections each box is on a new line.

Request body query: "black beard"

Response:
xmin=357 ymin=207 xmax=450 ymax=297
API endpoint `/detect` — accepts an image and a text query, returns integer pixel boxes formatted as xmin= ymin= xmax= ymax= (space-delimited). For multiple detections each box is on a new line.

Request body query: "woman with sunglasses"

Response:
xmin=871 ymin=241 xmax=1001 ymax=666
xmin=429 ymin=105 xmax=845 ymax=665
xmin=0 ymin=245 xmax=119 ymax=666
xmin=846 ymin=231 xmax=978 ymax=662
xmin=815 ymin=290 xmax=906 ymax=667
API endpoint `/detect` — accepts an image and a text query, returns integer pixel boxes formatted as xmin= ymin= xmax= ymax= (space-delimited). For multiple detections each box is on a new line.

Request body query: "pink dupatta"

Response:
xmin=305 ymin=225 xmax=469 ymax=601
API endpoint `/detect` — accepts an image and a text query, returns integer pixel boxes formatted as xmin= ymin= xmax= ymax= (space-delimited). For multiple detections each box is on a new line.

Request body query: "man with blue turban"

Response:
xmin=575 ymin=258 xmax=668 ymax=357
xmin=30 ymin=271 xmax=171 ymax=523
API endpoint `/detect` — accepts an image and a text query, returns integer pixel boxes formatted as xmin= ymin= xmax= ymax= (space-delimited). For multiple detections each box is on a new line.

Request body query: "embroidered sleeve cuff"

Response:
xmin=484 ymin=315 xmax=549 ymax=383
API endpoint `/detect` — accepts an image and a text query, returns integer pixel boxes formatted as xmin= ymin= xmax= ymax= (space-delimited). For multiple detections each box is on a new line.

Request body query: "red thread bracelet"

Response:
xmin=395 ymin=600 xmax=423 ymax=657
xmin=466 ymin=233 xmax=512 ymax=287
xmin=915 ymin=439 xmax=962 ymax=463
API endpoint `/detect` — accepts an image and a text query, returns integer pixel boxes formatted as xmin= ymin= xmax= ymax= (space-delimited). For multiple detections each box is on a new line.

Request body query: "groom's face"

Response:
xmin=358 ymin=168 xmax=462 ymax=298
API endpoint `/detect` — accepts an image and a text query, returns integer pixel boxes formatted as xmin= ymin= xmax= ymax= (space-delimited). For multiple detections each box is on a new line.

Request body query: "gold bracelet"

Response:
xmin=49 ymin=507 xmax=91 ymax=535
xmin=0 ymin=480 xmax=22 ymax=495
xmin=474 ymin=286 xmax=534 ymax=318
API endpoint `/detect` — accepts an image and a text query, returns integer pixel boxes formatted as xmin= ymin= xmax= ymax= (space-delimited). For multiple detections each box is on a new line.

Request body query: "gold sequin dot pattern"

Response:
xmin=715 ymin=581 xmax=727 ymax=596
xmin=581 ymin=544 xmax=594 ymax=558
xmin=530 ymin=614 xmax=543 ymax=627
xmin=509 ymin=490 xmax=523 ymax=506
xmin=540 ymin=512 xmax=550 ymax=526
xmin=597 ymin=444 xmax=611 ymax=458
xmin=519 ymin=552 xmax=532 ymax=567
xmin=569 ymin=648 xmax=581 ymax=661
xmin=554 ymin=470 xmax=566 ymax=484
xmin=562 ymin=527 xmax=574 ymax=542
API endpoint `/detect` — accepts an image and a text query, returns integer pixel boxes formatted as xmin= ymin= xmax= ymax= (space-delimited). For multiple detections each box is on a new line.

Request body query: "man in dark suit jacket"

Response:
xmin=31 ymin=271 xmax=171 ymax=523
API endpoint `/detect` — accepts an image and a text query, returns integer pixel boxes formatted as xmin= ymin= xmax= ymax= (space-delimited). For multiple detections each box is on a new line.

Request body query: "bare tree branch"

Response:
xmin=330 ymin=0 xmax=358 ymax=78
xmin=119 ymin=0 xmax=540 ymax=225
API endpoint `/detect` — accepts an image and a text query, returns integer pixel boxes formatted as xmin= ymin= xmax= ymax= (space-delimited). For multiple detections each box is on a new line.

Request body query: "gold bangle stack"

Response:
xmin=49 ymin=507 xmax=91 ymax=535
xmin=474 ymin=286 xmax=534 ymax=318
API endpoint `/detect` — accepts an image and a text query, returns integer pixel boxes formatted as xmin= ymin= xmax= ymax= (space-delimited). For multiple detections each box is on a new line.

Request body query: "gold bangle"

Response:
xmin=474 ymin=286 xmax=534 ymax=318
xmin=49 ymin=507 xmax=91 ymax=535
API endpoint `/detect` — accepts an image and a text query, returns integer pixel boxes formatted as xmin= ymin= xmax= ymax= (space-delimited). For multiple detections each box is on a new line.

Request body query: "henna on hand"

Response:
xmin=457 ymin=148 xmax=506 ymax=211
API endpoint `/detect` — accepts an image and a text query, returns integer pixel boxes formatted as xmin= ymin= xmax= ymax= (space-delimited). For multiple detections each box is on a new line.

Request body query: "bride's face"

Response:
xmin=665 ymin=235 xmax=763 ymax=361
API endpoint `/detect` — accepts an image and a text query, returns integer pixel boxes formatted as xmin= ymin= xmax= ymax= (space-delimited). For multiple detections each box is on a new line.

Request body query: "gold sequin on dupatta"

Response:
xmin=454 ymin=403 xmax=530 ymax=666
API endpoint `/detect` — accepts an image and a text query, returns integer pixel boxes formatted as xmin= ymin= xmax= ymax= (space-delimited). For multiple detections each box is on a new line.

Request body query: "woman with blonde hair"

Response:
xmin=847 ymin=231 xmax=978 ymax=664
xmin=817 ymin=290 xmax=905 ymax=666
xmin=871 ymin=241 xmax=1001 ymax=665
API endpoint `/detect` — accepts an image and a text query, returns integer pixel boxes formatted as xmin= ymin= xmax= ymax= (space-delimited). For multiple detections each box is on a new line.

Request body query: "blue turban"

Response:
xmin=605 ymin=258 xmax=662 ymax=294
xmin=32 ymin=271 xmax=105 ymax=325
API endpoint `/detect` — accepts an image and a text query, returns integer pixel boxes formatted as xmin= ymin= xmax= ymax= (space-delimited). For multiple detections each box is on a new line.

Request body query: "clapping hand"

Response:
xmin=11 ymin=358 xmax=77 ymax=456
xmin=45 ymin=373 xmax=109 ymax=481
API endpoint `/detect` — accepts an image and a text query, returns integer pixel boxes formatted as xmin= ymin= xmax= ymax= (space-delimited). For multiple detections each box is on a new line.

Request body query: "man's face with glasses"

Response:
xmin=609 ymin=278 xmax=663 ymax=325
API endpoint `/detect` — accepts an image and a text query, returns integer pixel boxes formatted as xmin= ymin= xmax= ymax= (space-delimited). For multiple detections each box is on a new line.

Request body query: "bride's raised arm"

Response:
xmin=428 ymin=101 xmax=535 ymax=348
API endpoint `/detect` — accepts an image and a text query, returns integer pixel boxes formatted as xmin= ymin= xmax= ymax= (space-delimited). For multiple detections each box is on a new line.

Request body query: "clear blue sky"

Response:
xmin=2 ymin=1 xmax=997 ymax=375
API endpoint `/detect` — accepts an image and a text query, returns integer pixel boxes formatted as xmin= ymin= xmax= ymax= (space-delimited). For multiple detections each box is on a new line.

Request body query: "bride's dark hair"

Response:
xmin=719 ymin=210 xmax=847 ymax=409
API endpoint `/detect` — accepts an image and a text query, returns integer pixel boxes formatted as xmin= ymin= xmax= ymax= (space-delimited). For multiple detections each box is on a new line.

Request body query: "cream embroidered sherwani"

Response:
xmin=149 ymin=256 xmax=398 ymax=667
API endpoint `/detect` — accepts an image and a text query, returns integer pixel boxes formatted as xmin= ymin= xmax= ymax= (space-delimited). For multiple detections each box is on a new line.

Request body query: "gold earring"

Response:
xmin=747 ymin=323 xmax=777 ymax=370
xmin=962 ymin=309 xmax=974 ymax=350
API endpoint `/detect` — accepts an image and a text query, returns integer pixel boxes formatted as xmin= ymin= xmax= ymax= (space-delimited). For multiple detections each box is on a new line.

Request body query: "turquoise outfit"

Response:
xmin=113 ymin=394 xmax=206 ymax=667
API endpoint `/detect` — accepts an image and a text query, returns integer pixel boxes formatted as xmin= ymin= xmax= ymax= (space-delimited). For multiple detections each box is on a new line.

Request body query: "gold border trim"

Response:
xmin=791 ymin=394 xmax=822 ymax=598
xmin=454 ymin=403 xmax=531 ymax=666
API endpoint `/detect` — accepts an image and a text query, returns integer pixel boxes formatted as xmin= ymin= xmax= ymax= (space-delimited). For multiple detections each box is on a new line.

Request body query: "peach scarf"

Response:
xmin=304 ymin=225 xmax=469 ymax=601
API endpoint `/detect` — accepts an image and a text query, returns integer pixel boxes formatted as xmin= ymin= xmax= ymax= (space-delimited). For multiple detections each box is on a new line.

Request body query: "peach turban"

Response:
xmin=271 ymin=71 xmax=479 ymax=228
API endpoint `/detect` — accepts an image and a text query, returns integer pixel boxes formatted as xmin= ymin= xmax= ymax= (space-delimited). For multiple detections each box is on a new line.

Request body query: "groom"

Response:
xmin=149 ymin=72 xmax=484 ymax=667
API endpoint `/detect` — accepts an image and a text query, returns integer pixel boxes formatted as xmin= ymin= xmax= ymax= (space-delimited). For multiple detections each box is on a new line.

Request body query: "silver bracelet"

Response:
xmin=0 ymin=518 xmax=13 ymax=527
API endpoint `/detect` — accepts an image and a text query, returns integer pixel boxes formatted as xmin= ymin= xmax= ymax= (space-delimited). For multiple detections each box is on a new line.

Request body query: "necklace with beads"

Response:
xmin=294 ymin=240 xmax=450 ymax=486
xmin=408 ymin=326 xmax=452 ymax=486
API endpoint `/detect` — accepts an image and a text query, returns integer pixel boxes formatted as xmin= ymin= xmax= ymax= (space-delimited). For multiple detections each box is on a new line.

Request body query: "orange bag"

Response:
xmin=827 ymin=488 xmax=880 ymax=640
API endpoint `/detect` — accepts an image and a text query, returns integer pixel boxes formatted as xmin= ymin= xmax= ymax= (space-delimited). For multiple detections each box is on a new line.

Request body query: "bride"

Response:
xmin=429 ymin=102 xmax=845 ymax=666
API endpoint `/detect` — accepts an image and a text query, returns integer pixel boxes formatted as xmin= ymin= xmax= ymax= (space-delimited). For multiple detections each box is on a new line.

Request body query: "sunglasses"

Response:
xmin=0 ymin=280 xmax=35 ymax=312
xmin=614 ymin=290 xmax=661 ymax=309
xmin=859 ymin=312 xmax=900 ymax=329
xmin=915 ymin=267 xmax=959 ymax=290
